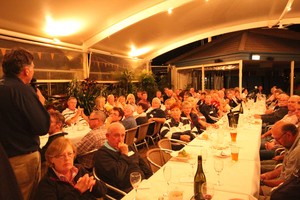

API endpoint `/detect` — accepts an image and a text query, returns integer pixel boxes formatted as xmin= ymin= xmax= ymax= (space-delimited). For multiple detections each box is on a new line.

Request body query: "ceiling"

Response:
xmin=0 ymin=0 xmax=299 ymax=61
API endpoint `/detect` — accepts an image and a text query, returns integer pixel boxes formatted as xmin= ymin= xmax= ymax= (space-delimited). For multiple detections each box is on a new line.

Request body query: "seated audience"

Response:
xmin=35 ymin=137 xmax=107 ymax=199
xmin=181 ymin=101 xmax=206 ymax=134
xmin=254 ymin=93 xmax=289 ymax=126
xmin=104 ymin=94 xmax=115 ymax=114
xmin=261 ymin=95 xmax=300 ymax=142
xmin=105 ymin=107 xmax=124 ymax=127
xmin=164 ymin=98 xmax=176 ymax=119
xmin=62 ymin=97 xmax=88 ymax=126
xmin=156 ymin=90 xmax=164 ymax=103
xmin=116 ymin=95 xmax=126 ymax=109
xmin=126 ymin=93 xmax=137 ymax=111
xmin=146 ymin=97 xmax=166 ymax=136
xmin=260 ymin=122 xmax=300 ymax=197
xmin=138 ymin=91 xmax=151 ymax=109
xmin=270 ymin=168 xmax=300 ymax=200
xmin=76 ymin=111 xmax=107 ymax=170
xmin=241 ymin=88 xmax=248 ymax=101
xmin=94 ymin=122 xmax=152 ymax=198
xmin=225 ymin=89 xmax=239 ymax=108
xmin=161 ymin=103 xmax=198 ymax=150
xmin=266 ymin=89 xmax=284 ymax=111
xmin=40 ymin=111 xmax=67 ymax=175
xmin=93 ymin=96 xmax=107 ymax=115
xmin=134 ymin=102 xmax=148 ymax=125
xmin=200 ymin=95 xmax=219 ymax=124
xmin=122 ymin=104 xmax=137 ymax=130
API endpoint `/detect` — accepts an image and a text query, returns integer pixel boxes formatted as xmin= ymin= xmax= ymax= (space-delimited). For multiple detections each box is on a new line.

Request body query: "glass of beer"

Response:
xmin=230 ymin=125 xmax=237 ymax=143
xmin=230 ymin=145 xmax=239 ymax=162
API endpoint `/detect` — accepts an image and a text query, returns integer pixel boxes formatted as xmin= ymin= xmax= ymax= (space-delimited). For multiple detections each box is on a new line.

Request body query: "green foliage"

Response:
xmin=138 ymin=70 xmax=158 ymax=100
xmin=66 ymin=78 xmax=107 ymax=115
xmin=115 ymin=69 xmax=135 ymax=96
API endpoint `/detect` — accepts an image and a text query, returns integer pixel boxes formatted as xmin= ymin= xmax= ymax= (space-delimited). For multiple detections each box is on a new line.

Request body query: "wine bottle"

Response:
xmin=239 ymin=102 xmax=244 ymax=114
xmin=194 ymin=155 xmax=206 ymax=200
xmin=228 ymin=109 xmax=236 ymax=127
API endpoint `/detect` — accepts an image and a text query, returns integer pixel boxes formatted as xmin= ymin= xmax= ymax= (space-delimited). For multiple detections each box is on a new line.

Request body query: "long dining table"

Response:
xmin=122 ymin=112 xmax=263 ymax=200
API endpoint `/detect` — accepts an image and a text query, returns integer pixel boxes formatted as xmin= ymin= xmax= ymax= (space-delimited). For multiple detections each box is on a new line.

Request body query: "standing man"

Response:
xmin=0 ymin=48 xmax=50 ymax=200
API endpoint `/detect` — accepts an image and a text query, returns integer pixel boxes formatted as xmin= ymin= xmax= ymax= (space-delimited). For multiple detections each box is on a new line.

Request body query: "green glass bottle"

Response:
xmin=239 ymin=102 xmax=244 ymax=114
xmin=194 ymin=155 xmax=206 ymax=200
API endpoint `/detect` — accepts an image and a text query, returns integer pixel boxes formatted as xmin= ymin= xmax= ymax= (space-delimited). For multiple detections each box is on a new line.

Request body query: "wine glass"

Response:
xmin=201 ymin=182 xmax=215 ymax=200
xmin=163 ymin=166 xmax=172 ymax=196
xmin=130 ymin=172 xmax=142 ymax=200
xmin=214 ymin=159 xmax=224 ymax=186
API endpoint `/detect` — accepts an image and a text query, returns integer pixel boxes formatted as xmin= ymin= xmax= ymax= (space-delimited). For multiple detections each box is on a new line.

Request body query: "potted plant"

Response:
xmin=66 ymin=78 xmax=106 ymax=115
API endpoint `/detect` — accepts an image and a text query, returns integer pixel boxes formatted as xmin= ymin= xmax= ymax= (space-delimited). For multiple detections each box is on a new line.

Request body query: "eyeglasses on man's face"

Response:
xmin=272 ymin=132 xmax=286 ymax=141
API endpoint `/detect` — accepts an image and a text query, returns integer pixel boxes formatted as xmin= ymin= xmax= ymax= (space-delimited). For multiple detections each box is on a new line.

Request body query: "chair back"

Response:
xmin=153 ymin=121 xmax=163 ymax=136
xmin=145 ymin=121 xmax=162 ymax=145
xmin=92 ymin=168 xmax=127 ymax=200
xmin=157 ymin=138 xmax=172 ymax=150
xmin=146 ymin=148 xmax=165 ymax=173
xmin=125 ymin=127 xmax=138 ymax=146
xmin=76 ymin=148 xmax=98 ymax=170
xmin=134 ymin=122 xmax=151 ymax=150
xmin=136 ymin=122 xmax=150 ymax=142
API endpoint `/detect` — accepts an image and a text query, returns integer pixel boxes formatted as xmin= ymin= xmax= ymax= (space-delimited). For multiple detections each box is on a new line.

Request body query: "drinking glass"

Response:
xmin=214 ymin=159 xmax=224 ymax=186
xmin=163 ymin=166 xmax=172 ymax=196
xmin=229 ymin=126 xmax=237 ymax=143
xmin=201 ymin=182 xmax=215 ymax=200
xmin=130 ymin=172 xmax=142 ymax=200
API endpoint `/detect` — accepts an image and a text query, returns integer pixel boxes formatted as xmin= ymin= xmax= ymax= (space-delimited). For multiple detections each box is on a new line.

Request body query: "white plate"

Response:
xmin=170 ymin=151 xmax=190 ymax=161
xmin=214 ymin=150 xmax=230 ymax=158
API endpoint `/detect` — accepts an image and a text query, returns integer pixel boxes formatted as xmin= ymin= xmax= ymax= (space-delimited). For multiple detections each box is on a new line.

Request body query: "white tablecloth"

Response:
xmin=39 ymin=125 xmax=90 ymax=148
xmin=122 ymin=114 xmax=262 ymax=200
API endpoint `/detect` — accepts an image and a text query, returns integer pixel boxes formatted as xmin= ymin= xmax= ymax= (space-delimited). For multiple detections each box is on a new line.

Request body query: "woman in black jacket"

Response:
xmin=35 ymin=137 xmax=106 ymax=200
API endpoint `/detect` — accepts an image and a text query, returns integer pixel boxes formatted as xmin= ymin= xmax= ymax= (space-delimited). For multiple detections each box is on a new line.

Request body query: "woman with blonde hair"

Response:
xmin=35 ymin=137 xmax=106 ymax=199
xmin=126 ymin=93 xmax=137 ymax=111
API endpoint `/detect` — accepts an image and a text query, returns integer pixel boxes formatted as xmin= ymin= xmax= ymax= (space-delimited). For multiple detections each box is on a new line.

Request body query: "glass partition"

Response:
xmin=0 ymin=38 xmax=84 ymax=81
xmin=89 ymin=53 xmax=148 ymax=81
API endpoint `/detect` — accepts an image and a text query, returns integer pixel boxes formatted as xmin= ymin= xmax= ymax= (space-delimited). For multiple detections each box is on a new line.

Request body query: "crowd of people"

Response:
xmin=1 ymin=47 xmax=300 ymax=200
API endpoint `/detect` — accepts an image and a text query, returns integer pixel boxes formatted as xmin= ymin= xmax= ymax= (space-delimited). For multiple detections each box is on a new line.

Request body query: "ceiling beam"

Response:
xmin=82 ymin=0 xmax=193 ymax=50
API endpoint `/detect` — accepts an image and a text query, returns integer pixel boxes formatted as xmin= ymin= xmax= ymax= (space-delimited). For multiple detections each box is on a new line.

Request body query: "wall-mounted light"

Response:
xmin=251 ymin=54 xmax=260 ymax=60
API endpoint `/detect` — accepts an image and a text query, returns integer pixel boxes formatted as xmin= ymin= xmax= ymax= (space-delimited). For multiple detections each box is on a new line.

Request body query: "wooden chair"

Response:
xmin=133 ymin=122 xmax=151 ymax=151
xmin=124 ymin=126 xmax=138 ymax=147
xmin=146 ymin=121 xmax=162 ymax=145
xmin=146 ymin=148 xmax=165 ymax=173
xmin=92 ymin=168 xmax=127 ymax=200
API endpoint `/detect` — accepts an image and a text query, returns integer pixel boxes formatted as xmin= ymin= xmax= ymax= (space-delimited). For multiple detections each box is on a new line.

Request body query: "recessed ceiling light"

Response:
xmin=45 ymin=16 xmax=81 ymax=36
